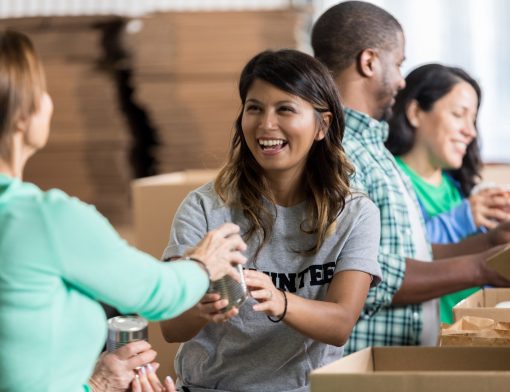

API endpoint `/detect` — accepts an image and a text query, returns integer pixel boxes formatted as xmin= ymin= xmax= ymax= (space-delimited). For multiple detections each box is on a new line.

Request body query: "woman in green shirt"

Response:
xmin=0 ymin=30 xmax=247 ymax=391
xmin=386 ymin=64 xmax=510 ymax=323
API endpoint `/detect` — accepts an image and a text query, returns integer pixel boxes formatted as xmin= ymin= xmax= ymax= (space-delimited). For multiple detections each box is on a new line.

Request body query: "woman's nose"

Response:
xmin=260 ymin=110 xmax=278 ymax=130
xmin=463 ymin=121 xmax=477 ymax=139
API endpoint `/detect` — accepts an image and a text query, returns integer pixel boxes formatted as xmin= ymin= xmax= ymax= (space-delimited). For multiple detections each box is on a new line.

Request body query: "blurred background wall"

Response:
xmin=0 ymin=1 xmax=308 ymax=226
xmin=1 ymin=0 xmax=510 ymax=227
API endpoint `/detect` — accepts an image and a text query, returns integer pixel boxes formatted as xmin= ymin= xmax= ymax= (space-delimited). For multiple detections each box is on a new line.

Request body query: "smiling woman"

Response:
xmin=159 ymin=49 xmax=382 ymax=392
xmin=386 ymin=63 xmax=510 ymax=323
xmin=241 ymin=79 xmax=328 ymax=189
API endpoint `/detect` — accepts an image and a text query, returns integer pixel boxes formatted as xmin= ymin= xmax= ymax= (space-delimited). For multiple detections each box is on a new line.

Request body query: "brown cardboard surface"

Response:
xmin=310 ymin=346 xmax=510 ymax=392
xmin=487 ymin=244 xmax=510 ymax=281
xmin=131 ymin=170 xmax=217 ymax=379
xmin=454 ymin=288 xmax=510 ymax=322
xmin=131 ymin=170 xmax=217 ymax=258
xmin=440 ymin=316 xmax=510 ymax=346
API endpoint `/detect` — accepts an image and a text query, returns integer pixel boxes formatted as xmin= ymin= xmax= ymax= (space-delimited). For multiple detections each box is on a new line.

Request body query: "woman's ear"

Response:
xmin=14 ymin=116 xmax=28 ymax=134
xmin=358 ymin=48 xmax=378 ymax=77
xmin=316 ymin=112 xmax=332 ymax=141
xmin=406 ymin=100 xmax=421 ymax=128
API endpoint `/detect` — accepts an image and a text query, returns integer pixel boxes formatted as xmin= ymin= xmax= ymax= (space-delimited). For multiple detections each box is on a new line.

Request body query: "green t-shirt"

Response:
xmin=395 ymin=158 xmax=479 ymax=324
xmin=0 ymin=174 xmax=208 ymax=391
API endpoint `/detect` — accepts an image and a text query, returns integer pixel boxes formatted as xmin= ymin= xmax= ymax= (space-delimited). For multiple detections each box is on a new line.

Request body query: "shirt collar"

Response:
xmin=344 ymin=107 xmax=389 ymax=143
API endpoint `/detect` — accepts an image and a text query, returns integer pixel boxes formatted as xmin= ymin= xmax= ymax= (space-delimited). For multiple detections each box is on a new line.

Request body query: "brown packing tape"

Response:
xmin=487 ymin=244 xmax=510 ymax=281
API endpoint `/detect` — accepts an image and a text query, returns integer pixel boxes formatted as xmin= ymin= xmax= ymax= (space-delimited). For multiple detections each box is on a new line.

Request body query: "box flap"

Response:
xmin=484 ymin=288 xmax=510 ymax=306
xmin=311 ymin=347 xmax=374 ymax=374
xmin=488 ymin=244 xmax=510 ymax=281
xmin=453 ymin=288 xmax=510 ymax=323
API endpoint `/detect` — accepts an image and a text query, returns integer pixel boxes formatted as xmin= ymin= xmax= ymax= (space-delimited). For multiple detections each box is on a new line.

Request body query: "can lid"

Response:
xmin=108 ymin=315 xmax=148 ymax=332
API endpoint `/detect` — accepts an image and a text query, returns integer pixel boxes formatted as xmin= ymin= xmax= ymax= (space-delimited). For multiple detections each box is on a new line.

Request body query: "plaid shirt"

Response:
xmin=343 ymin=108 xmax=432 ymax=354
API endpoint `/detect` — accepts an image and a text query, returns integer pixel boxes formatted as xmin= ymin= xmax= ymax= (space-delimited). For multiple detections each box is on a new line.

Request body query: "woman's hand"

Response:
xmin=186 ymin=223 xmax=248 ymax=282
xmin=196 ymin=292 xmax=239 ymax=323
xmin=88 ymin=340 xmax=157 ymax=391
xmin=131 ymin=364 xmax=176 ymax=392
xmin=244 ymin=270 xmax=286 ymax=318
xmin=469 ymin=188 xmax=510 ymax=229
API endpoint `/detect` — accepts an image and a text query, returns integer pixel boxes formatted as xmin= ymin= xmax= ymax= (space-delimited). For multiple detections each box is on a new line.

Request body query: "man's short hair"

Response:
xmin=311 ymin=1 xmax=402 ymax=76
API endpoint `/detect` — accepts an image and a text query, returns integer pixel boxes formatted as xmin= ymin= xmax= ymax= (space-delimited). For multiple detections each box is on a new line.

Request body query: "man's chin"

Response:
xmin=380 ymin=107 xmax=394 ymax=122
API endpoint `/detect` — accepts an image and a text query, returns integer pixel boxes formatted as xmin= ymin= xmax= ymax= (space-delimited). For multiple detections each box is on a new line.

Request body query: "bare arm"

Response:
xmin=160 ymin=306 xmax=207 ymax=343
xmin=432 ymin=233 xmax=491 ymax=259
xmin=433 ymin=219 xmax=510 ymax=259
xmin=161 ymin=292 xmax=238 ymax=342
xmin=393 ymin=247 xmax=510 ymax=305
xmin=246 ymin=270 xmax=372 ymax=347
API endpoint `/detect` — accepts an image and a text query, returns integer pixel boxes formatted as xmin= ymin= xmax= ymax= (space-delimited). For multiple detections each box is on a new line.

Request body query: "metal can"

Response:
xmin=106 ymin=315 xmax=148 ymax=352
xmin=208 ymin=264 xmax=249 ymax=312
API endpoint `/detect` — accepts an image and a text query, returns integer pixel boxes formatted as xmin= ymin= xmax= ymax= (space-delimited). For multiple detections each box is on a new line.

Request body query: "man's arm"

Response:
xmin=432 ymin=220 xmax=510 ymax=259
xmin=392 ymin=249 xmax=510 ymax=305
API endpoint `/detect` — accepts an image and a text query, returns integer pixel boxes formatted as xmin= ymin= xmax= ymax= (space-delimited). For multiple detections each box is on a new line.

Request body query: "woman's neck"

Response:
xmin=0 ymin=134 xmax=28 ymax=179
xmin=264 ymin=171 xmax=305 ymax=207
xmin=400 ymin=150 xmax=442 ymax=186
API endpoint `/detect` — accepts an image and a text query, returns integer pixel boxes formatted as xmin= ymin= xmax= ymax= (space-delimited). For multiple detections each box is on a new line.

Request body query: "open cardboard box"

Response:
xmin=131 ymin=170 xmax=218 ymax=379
xmin=310 ymin=346 xmax=510 ymax=392
xmin=132 ymin=170 xmax=218 ymax=258
xmin=453 ymin=288 xmax=510 ymax=322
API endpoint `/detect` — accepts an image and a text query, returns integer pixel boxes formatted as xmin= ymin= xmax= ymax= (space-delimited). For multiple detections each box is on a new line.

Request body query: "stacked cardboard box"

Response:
xmin=4 ymin=17 xmax=132 ymax=225
xmin=130 ymin=10 xmax=304 ymax=173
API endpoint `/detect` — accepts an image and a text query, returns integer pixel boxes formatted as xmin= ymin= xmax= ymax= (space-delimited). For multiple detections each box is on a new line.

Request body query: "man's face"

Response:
xmin=374 ymin=31 xmax=406 ymax=121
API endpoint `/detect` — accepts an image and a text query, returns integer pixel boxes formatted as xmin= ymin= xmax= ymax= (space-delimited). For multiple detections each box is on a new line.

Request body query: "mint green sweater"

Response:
xmin=0 ymin=174 xmax=208 ymax=391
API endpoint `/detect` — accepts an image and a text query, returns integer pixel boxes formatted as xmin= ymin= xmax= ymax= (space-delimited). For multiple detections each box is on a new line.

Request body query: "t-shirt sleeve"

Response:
xmin=336 ymin=197 xmax=382 ymax=287
xmin=45 ymin=192 xmax=208 ymax=321
xmin=162 ymin=191 xmax=209 ymax=261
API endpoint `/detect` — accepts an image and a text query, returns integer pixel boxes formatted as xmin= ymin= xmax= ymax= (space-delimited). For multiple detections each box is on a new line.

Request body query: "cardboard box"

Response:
xmin=487 ymin=244 xmax=510 ymax=281
xmin=310 ymin=346 xmax=510 ymax=392
xmin=440 ymin=316 xmax=510 ymax=347
xmin=131 ymin=169 xmax=217 ymax=379
xmin=454 ymin=288 xmax=510 ymax=322
xmin=132 ymin=170 xmax=218 ymax=258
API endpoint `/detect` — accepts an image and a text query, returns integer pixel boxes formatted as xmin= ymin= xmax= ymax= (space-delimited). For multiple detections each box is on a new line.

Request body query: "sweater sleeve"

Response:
xmin=421 ymin=199 xmax=479 ymax=244
xmin=44 ymin=191 xmax=208 ymax=321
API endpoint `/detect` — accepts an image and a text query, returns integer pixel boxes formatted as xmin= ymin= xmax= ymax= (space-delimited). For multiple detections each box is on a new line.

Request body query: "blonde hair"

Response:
xmin=0 ymin=30 xmax=46 ymax=160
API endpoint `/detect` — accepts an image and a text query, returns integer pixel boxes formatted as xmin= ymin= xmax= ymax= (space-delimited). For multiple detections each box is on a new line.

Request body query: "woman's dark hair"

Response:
xmin=215 ymin=49 xmax=353 ymax=257
xmin=386 ymin=63 xmax=482 ymax=196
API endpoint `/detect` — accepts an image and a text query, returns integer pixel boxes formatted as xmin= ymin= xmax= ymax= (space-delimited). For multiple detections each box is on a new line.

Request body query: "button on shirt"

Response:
xmin=342 ymin=108 xmax=433 ymax=354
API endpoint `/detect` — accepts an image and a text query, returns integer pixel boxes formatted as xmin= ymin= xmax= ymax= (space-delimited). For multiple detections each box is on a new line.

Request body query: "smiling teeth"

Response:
xmin=259 ymin=139 xmax=284 ymax=146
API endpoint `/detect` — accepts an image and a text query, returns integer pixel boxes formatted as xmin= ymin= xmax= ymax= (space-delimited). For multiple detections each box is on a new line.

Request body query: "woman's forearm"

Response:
xmin=160 ymin=307 xmax=208 ymax=342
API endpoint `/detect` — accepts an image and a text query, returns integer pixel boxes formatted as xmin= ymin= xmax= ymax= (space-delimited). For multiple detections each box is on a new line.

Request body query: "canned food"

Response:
xmin=106 ymin=315 xmax=148 ymax=352
xmin=208 ymin=264 xmax=249 ymax=312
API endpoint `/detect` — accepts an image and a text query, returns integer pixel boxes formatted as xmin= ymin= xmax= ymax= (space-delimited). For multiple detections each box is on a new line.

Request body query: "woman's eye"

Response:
xmin=246 ymin=105 xmax=260 ymax=112
xmin=279 ymin=106 xmax=295 ymax=113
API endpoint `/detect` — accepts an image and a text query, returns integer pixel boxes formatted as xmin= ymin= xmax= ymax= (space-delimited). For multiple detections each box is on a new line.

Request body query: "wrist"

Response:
xmin=267 ymin=289 xmax=288 ymax=323
xmin=470 ymin=253 xmax=485 ymax=286
xmin=184 ymin=256 xmax=213 ymax=284
xmin=87 ymin=377 xmax=101 ymax=392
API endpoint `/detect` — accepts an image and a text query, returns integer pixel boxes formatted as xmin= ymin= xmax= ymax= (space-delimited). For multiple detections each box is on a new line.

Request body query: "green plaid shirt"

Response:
xmin=343 ymin=108 xmax=430 ymax=354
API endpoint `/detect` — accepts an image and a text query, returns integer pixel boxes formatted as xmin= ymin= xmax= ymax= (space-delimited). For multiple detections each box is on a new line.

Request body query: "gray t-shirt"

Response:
xmin=163 ymin=182 xmax=382 ymax=392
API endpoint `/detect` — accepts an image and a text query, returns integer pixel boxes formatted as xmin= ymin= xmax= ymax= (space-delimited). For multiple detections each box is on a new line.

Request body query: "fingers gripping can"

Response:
xmin=106 ymin=315 xmax=148 ymax=352
xmin=208 ymin=264 xmax=248 ymax=312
